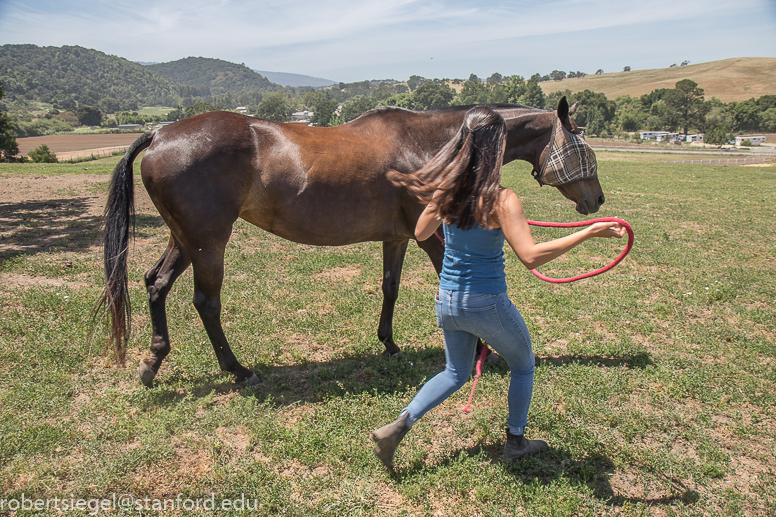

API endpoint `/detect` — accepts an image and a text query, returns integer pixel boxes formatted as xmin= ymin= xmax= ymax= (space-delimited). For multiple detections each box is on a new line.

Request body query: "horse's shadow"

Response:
xmin=0 ymin=197 xmax=164 ymax=263
xmin=139 ymin=345 xmax=451 ymax=406
xmin=140 ymin=348 xmax=654 ymax=410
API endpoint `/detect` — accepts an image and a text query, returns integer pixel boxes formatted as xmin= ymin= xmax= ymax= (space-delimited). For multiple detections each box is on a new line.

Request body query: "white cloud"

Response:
xmin=1 ymin=0 xmax=774 ymax=81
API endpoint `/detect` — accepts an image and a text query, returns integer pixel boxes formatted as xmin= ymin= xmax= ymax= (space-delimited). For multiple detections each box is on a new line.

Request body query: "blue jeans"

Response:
xmin=403 ymin=289 xmax=535 ymax=435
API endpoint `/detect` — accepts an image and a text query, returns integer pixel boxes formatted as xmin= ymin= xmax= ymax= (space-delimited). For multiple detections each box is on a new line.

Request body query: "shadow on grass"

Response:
xmin=139 ymin=349 xmax=652 ymax=410
xmin=135 ymin=345 xmax=451 ymax=408
xmin=393 ymin=444 xmax=698 ymax=510
xmin=536 ymin=352 xmax=653 ymax=369
xmin=0 ymin=197 xmax=164 ymax=264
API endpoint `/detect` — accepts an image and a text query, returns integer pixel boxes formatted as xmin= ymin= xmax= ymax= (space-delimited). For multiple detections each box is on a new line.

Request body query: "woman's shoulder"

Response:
xmin=492 ymin=188 xmax=521 ymax=226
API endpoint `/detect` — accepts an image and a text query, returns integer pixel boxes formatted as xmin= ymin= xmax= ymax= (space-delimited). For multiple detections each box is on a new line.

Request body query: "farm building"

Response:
xmin=735 ymin=135 xmax=766 ymax=146
xmin=292 ymin=110 xmax=313 ymax=122
xmin=639 ymin=131 xmax=671 ymax=140
xmin=656 ymin=133 xmax=684 ymax=142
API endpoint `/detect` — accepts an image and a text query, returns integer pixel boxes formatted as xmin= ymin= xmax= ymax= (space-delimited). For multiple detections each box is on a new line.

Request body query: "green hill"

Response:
xmin=0 ymin=44 xmax=180 ymax=110
xmin=146 ymin=57 xmax=281 ymax=96
xmin=540 ymin=57 xmax=776 ymax=103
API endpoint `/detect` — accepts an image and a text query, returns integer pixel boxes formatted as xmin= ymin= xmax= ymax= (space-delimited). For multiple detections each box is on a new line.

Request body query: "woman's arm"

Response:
xmin=497 ymin=189 xmax=625 ymax=270
xmin=415 ymin=191 xmax=444 ymax=241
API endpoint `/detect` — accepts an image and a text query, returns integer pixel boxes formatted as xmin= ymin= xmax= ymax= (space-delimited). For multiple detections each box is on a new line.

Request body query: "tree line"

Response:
xmin=3 ymin=46 xmax=776 ymax=160
xmin=240 ymin=76 xmax=776 ymax=147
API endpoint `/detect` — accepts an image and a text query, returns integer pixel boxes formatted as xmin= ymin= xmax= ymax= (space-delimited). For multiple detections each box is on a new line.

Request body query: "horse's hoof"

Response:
xmin=241 ymin=373 xmax=260 ymax=387
xmin=381 ymin=350 xmax=403 ymax=359
xmin=138 ymin=361 xmax=157 ymax=387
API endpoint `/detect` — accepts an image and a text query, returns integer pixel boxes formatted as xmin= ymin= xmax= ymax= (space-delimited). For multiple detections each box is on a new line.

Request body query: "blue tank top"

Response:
xmin=439 ymin=222 xmax=507 ymax=293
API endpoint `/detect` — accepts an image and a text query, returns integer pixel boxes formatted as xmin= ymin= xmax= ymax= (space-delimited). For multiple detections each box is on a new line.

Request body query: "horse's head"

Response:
xmin=533 ymin=97 xmax=605 ymax=215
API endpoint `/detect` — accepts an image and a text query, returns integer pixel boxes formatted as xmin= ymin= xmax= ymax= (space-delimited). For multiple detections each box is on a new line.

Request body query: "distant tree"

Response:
xmin=504 ymin=75 xmax=526 ymax=104
xmin=381 ymin=93 xmax=416 ymax=110
xmin=184 ymin=101 xmax=219 ymax=118
xmin=407 ymin=75 xmax=426 ymax=92
xmin=705 ymin=124 xmax=733 ymax=147
xmin=761 ymin=108 xmax=776 ymax=132
xmin=310 ymin=99 xmax=339 ymax=127
xmin=681 ymin=60 xmax=690 ymax=66
xmin=623 ymin=66 xmax=631 ymax=72
xmin=670 ymin=63 xmax=678 ymax=68
xmin=520 ymin=76 xmax=546 ymax=109
xmin=76 ymin=105 xmax=103 ymax=126
xmin=614 ymin=94 xmax=648 ymax=132
xmin=166 ymin=106 xmax=185 ymax=121
xmin=756 ymin=94 xmax=776 ymax=111
xmin=254 ymin=93 xmax=292 ymax=122
xmin=546 ymin=89 xmax=573 ymax=110
xmin=585 ymin=109 xmax=608 ymax=136
xmin=468 ymin=74 xmax=481 ymax=83
xmin=730 ymin=99 xmax=762 ymax=132
xmin=567 ymin=89 xmax=616 ymax=132
xmin=486 ymin=73 xmax=503 ymax=84
xmin=412 ymin=82 xmax=455 ymax=110
xmin=664 ymin=79 xmax=706 ymax=134
xmin=458 ymin=79 xmax=490 ymax=105
xmin=0 ymin=82 xmax=20 ymax=161
xmin=98 ymin=97 xmax=121 ymax=114
xmin=595 ymin=69 xmax=604 ymax=75
xmin=28 ymin=144 xmax=58 ymax=163
xmin=339 ymin=96 xmax=378 ymax=123
xmin=550 ymin=70 xmax=566 ymax=81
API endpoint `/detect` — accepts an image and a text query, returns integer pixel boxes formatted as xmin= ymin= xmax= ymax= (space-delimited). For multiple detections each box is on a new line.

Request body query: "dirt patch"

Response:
xmin=16 ymin=134 xmax=142 ymax=155
xmin=0 ymin=272 xmax=89 ymax=290
xmin=0 ymin=173 xmax=159 ymax=262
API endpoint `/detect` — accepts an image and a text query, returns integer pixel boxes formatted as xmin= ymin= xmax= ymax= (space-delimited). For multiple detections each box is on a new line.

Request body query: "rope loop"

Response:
xmin=527 ymin=217 xmax=634 ymax=283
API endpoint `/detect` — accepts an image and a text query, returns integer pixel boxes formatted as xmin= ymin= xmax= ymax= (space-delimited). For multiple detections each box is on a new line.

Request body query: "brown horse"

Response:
xmin=100 ymin=97 xmax=604 ymax=386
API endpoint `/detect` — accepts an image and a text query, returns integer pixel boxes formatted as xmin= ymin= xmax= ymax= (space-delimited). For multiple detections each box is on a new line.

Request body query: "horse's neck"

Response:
xmin=498 ymin=108 xmax=553 ymax=166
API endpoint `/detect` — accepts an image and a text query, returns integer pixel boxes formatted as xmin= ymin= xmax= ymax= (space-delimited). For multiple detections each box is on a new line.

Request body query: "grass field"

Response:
xmin=0 ymin=154 xmax=774 ymax=516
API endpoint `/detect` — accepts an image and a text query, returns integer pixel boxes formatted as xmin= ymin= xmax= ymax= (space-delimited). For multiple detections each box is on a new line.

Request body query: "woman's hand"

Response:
xmin=414 ymin=190 xmax=444 ymax=241
xmin=586 ymin=221 xmax=627 ymax=239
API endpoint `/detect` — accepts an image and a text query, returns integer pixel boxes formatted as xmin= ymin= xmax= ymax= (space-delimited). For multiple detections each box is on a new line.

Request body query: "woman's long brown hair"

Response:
xmin=389 ymin=106 xmax=506 ymax=230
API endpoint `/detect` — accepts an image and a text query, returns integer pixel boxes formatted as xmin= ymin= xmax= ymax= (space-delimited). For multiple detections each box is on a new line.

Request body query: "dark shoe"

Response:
xmin=371 ymin=412 xmax=410 ymax=468
xmin=502 ymin=428 xmax=547 ymax=461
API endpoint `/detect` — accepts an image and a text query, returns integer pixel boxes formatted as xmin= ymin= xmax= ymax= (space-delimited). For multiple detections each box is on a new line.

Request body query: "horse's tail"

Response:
xmin=96 ymin=132 xmax=154 ymax=364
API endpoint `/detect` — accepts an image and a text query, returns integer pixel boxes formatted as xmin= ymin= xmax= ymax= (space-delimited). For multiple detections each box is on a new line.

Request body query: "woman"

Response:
xmin=372 ymin=107 xmax=625 ymax=468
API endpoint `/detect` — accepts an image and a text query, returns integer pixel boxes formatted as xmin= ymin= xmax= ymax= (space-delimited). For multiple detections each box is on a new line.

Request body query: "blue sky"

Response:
xmin=1 ymin=0 xmax=775 ymax=83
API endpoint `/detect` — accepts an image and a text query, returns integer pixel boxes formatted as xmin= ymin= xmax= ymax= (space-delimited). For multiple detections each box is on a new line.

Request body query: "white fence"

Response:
xmin=665 ymin=156 xmax=776 ymax=166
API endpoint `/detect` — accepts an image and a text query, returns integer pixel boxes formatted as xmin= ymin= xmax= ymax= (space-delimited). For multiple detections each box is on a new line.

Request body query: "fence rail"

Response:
xmin=665 ymin=156 xmax=776 ymax=166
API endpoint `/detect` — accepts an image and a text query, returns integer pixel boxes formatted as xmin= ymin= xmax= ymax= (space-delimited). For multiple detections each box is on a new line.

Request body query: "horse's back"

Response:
xmin=138 ymin=110 xmax=421 ymax=246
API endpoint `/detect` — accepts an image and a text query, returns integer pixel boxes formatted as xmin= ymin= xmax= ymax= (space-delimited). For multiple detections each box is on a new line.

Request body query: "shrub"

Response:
xmin=28 ymin=144 xmax=58 ymax=163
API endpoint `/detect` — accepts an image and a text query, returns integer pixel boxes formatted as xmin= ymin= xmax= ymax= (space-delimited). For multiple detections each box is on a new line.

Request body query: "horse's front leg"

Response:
xmin=378 ymin=240 xmax=410 ymax=357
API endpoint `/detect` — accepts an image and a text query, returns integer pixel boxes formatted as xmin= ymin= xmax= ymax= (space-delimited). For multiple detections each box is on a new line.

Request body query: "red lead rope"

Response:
xmin=526 ymin=217 xmax=634 ymax=283
xmin=446 ymin=216 xmax=635 ymax=412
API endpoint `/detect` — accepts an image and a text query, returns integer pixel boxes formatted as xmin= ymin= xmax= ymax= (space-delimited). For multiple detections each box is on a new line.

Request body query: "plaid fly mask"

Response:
xmin=532 ymin=116 xmax=598 ymax=187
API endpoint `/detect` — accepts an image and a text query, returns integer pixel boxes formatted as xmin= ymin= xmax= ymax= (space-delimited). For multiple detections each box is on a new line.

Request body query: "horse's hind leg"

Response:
xmin=139 ymin=234 xmax=191 ymax=386
xmin=189 ymin=240 xmax=259 ymax=386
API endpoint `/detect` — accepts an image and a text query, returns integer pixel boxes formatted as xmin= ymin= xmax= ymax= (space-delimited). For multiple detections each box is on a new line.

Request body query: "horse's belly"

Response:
xmin=240 ymin=188 xmax=413 ymax=246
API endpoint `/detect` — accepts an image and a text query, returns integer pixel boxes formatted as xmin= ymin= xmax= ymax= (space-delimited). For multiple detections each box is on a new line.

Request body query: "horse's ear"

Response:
xmin=557 ymin=96 xmax=570 ymax=123
xmin=569 ymin=102 xmax=578 ymax=115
